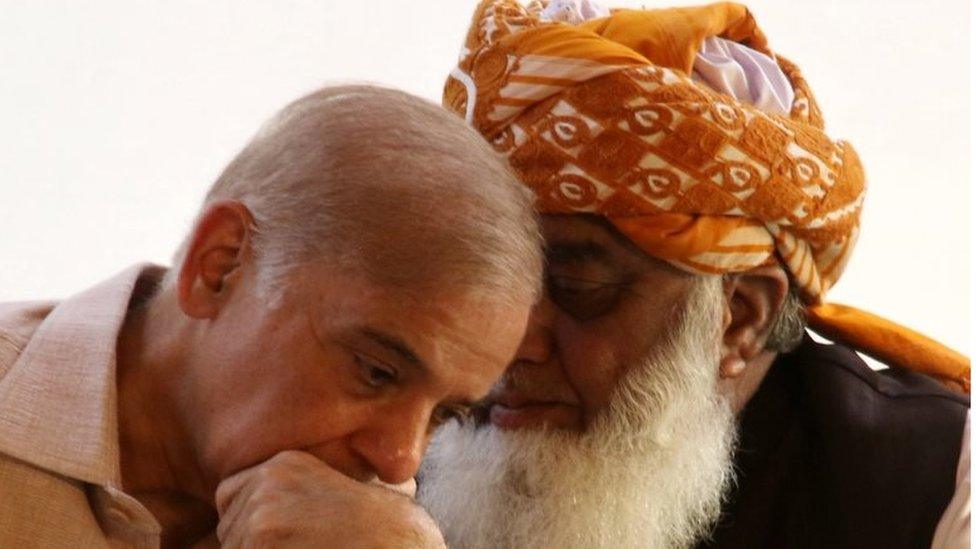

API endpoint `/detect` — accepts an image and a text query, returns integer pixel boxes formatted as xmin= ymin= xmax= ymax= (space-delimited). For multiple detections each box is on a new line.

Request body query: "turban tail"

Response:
xmin=446 ymin=0 xmax=969 ymax=392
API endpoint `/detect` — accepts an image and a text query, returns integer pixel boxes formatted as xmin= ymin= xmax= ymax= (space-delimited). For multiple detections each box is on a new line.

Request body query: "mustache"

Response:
xmin=489 ymin=361 xmax=579 ymax=402
xmin=469 ymin=400 xmax=492 ymax=426
xmin=466 ymin=362 xmax=581 ymax=428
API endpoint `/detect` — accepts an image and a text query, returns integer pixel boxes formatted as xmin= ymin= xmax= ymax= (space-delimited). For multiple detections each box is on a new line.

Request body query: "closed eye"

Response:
xmin=354 ymin=355 xmax=398 ymax=388
xmin=546 ymin=274 xmax=628 ymax=321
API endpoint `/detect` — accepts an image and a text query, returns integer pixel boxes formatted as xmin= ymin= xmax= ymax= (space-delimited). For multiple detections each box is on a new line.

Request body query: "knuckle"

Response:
xmin=250 ymin=482 xmax=281 ymax=506
xmin=245 ymin=507 xmax=284 ymax=540
xmin=256 ymin=462 xmax=289 ymax=486
xmin=393 ymin=508 xmax=446 ymax=547
xmin=272 ymin=449 xmax=308 ymax=467
xmin=381 ymin=497 xmax=440 ymax=532
xmin=262 ymin=451 xmax=314 ymax=478
xmin=214 ymin=486 xmax=231 ymax=510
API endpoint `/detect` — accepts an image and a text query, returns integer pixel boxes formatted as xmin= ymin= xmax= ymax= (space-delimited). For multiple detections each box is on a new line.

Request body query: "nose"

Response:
xmin=349 ymin=403 xmax=429 ymax=485
xmin=512 ymin=296 xmax=558 ymax=365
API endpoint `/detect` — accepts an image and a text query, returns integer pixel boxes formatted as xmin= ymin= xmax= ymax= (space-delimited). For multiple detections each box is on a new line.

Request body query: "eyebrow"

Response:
xmin=358 ymin=327 xmax=479 ymax=408
xmin=359 ymin=327 xmax=424 ymax=368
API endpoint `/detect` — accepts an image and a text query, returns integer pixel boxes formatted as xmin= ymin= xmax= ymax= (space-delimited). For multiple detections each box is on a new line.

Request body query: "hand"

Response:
xmin=215 ymin=450 xmax=446 ymax=548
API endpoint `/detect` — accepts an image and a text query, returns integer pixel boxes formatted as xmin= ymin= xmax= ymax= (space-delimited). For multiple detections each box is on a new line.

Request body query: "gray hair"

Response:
xmin=167 ymin=85 xmax=543 ymax=304
xmin=765 ymin=284 xmax=806 ymax=352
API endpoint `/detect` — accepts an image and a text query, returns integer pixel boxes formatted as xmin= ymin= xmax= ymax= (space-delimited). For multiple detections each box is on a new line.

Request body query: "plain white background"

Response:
xmin=0 ymin=0 xmax=970 ymax=356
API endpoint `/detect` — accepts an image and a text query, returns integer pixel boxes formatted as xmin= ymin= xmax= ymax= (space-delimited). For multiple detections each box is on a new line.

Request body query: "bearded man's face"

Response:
xmin=418 ymin=215 xmax=740 ymax=549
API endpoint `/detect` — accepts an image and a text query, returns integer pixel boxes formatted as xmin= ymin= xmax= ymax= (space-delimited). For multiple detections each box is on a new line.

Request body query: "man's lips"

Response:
xmin=488 ymin=399 xmax=582 ymax=430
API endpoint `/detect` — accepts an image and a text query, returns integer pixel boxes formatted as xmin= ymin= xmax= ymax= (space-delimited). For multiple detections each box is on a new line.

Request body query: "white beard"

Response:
xmin=417 ymin=278 xmax=738 ymax=549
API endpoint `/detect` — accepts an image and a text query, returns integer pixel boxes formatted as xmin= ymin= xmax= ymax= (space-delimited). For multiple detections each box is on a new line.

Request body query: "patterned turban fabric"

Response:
xmin=445 ymin=0 xmax=970 ymax=392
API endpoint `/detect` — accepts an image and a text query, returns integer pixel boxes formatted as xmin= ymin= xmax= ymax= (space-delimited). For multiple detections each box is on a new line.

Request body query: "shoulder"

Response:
xmin=785 ymin=335 xmax=968 ymax=488
xmin=766 ymin=336 xmax=969 ymax=544
xmin=787 ymin=334 xmax=969 ymax=411
xmin=0 ymin=300 xmax=56 ymax=380
xmin=784 ymin=335 xmax=968 ymax=455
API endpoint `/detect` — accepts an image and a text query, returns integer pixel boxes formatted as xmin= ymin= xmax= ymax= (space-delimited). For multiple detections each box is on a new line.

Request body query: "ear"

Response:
xmin=718 ymin=264 xmax=789 ymax=380
xmin=176 ymin=200 xmax=254 ymax=319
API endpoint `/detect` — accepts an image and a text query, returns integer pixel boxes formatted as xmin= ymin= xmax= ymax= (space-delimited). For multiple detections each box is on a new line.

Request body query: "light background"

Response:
xmin=0 ymin=0 xmax=970 ymax=356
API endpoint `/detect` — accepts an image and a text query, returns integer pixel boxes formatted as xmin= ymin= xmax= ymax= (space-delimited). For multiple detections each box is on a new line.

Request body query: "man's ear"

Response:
xmin=719 ymin=265 xmax=789 ymax=380
xmin=176 ymin=200 xmax=255 ymax=319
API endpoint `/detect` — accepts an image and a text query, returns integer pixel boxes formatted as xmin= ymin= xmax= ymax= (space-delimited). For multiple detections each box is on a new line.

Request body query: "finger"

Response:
xmin=217 ymin=451 xmax=312 ymax=544
xmin=218 ymin=500 xmax=256 ymax=549
xmin=216 ymin=460 xmax=280 ymax=545
xmin=215 ymin=463 xmax=261 ymax=517
xmin=285 ymin=448 xmax=346 ymax=479
xmin=373 ymin=477 xmax=416 ymax=498
xmin=216 ymin=471 xmax=266 ymax=545
xmin=218 ymin=450 xmax=352 ymax=546
xmin=217 ymin=507 xmax=248 ymax=549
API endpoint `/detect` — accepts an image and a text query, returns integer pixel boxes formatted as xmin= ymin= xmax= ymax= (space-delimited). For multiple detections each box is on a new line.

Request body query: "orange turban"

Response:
xmin=445 ymin=0 xmax=969 ymax=392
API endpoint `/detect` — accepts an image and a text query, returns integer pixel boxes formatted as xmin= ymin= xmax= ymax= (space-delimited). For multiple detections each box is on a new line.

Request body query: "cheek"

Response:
xmin=204 ymin=378 xmax=362 ymax=480
xmin=197 ymin=327 xmax=363 ymax=478
xmin=552 ymin=320 xmax=629 ymax=411
xmin=552 ymin=308 xmax=665 ymax=412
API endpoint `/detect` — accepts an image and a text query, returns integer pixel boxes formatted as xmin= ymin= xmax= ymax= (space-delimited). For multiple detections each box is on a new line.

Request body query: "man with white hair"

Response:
xmin=418 ymin=2 xmax=970 ymax=548
xmin=0 ymin=85 xmax=543 ymax=547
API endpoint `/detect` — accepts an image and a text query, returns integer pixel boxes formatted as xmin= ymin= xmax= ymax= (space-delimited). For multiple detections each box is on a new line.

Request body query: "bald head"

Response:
xmin=173 ymin=85 xmax=542 ymax=304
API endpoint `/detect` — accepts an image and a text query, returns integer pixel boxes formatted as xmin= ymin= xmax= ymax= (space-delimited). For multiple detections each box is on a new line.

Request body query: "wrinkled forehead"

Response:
xmin=312 ymin=272 xmax=529 ymax=360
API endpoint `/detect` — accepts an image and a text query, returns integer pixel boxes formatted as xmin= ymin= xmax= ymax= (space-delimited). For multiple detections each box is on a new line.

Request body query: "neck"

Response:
xmin=115 ymin=285 xmax=217 ymax=544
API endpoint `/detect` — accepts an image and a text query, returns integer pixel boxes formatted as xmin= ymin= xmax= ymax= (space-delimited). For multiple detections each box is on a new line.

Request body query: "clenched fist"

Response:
xmin=215 ymin=451 xmax=446 ymax=548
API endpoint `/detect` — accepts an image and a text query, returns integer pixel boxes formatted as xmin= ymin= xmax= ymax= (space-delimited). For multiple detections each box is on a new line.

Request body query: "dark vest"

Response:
xmin=699 ymin=336 xmax=969 ymax=549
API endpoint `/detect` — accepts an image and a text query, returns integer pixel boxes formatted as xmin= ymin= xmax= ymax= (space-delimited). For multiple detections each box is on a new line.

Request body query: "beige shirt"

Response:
xmin=0 ymin=264 xmax=162 ymax=548
xmin=0 ymin=264 xmax=969 ymax=548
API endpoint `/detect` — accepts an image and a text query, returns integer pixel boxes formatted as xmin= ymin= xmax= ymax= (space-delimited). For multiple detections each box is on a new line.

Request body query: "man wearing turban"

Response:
xmin=417 ymin=2 xmax=971 ymax=547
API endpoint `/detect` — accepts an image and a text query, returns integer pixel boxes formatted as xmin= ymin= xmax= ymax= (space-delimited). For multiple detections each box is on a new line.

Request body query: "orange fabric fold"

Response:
xmin=609 ymin=215 xmax=769 ymax=262
xmin=807 ymin=304 xmax=971 ymax=393
xmin=579 ymin=3 xmax=768 ymax=73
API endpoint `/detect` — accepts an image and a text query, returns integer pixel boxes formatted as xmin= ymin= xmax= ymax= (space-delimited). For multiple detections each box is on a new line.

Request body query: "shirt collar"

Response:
xmin=0 ymin=263 xmax=162 ymax=487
